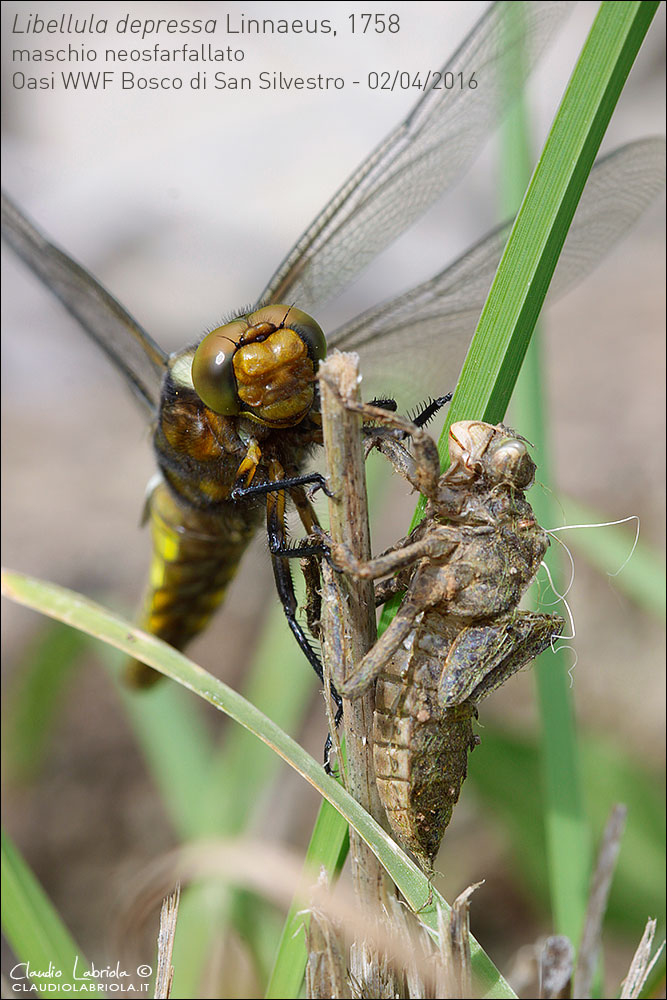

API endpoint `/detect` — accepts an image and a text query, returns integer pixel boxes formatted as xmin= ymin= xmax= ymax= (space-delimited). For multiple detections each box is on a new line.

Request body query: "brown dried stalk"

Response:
xmin=539 ymin=936 xmax=574 ymax=999
xmin=574 ymin=803 xmax=627 ymax=998
xmin=305 ymin=869 xmax=353 ymax=1000
xmin=154 ymin=885 xmax=180 ymax=999
xmin=620 ymin=919 xmax=665 ymax=999
xmin=317 ymin=351 xmax=396 ymax=995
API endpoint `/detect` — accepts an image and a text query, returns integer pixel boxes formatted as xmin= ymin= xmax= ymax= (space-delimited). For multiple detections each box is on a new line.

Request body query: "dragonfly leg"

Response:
xmin=235 ymin=439 xmax=262 ymax=487
xmin=291 ymin=486 xmax=324 ymax=641
xmin=269 ymin=535 xmax=331 ymax=560
xmin=339 ymin=596 xmax=423 ymax=700
xmin=362 ymin=392 xmax=449 ymax=430
xmin=231 ymin=470 xmax=332 ymax=501
xmin=265 ymin=463 xmax=343 ymax=768
xmin=411 ymin=393 xmax=452 ymax=428
xmin=342 ymin=397 xmax=441 ymax=498
xmin=265 ymin=476 xmax=324 ymax=681
xmin=325 ymin=525 xmax=461 ymax=581
xmin=366 ymin=396 xmax=397 ymax=412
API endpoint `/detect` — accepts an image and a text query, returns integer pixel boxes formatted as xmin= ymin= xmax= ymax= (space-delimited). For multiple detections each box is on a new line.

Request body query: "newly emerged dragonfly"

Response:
xmin=2 ymin=2 xmax=664 ymax=700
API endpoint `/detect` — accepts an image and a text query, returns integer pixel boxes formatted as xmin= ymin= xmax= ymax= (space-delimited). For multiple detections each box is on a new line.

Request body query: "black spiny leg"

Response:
xmin=289 ymin=486 xmax=325 ymax=643
xmin=366 ymin=397 xmax=398 ymax=412
xmin=411 ymin=393 xmax=452 ymax=428
xmin=266 ymin=486 xmax=324 ymax=680
xmin=265 ymin=481 xmax=343 ymax=771
xmin=232 ymin=471 xmax=331 ymax=501
xmin=362 ymin=393 xmax=451 ymax=432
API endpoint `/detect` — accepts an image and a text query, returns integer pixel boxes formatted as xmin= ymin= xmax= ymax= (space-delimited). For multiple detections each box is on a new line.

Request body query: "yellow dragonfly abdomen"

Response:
xmin=126 ymin=478 xmax=261 ymax=687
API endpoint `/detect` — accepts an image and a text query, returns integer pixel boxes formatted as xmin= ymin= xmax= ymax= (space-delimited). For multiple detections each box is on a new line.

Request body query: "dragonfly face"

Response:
xmin=191 ymin=306 xmax=326 ymax=428
xmin=2 ymin=3 xmax=664 ymax=694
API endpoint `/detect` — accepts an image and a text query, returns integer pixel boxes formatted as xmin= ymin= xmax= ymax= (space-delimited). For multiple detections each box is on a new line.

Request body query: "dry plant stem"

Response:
xmin=439 ymin=883 xmax=482 ymax=999
xmin=318 ymin=353 xmax=385 ymax=872
xmin=318 ymin=352 xmax=390 ymax=985
xmin=574 ymin=803 xmax=627 ymax=999
xmin=539 ymin=936 xmax=574 ymax=1000
xmin=154 ymin=885 xmax=180 ymax=999
xmin=305 ymin=870 xmax=353 ymax=1000
xmin=620 ymin=919 xmax=665 ymax=999
xmin=388 ymin=896 xmax=430 ymax=999
xmin=306 ymin=910 xmax=351 ymax=1000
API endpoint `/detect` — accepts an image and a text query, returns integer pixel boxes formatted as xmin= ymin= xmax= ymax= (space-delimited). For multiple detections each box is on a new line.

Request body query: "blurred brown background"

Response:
xmin=2 ymin=1 xmax=664 ymax=992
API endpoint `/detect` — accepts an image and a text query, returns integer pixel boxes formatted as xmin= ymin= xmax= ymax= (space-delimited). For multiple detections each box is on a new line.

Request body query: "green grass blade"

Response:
xmin=3 ymin=622 xmax=88 ymax=781
xmin=441 ymin=1 xmax=660 ymax=442
xmin=1 ymin=570 xmax=517 ymax=999
xmin=513 ymin=343 xmax=592 ymax=944
xmin=1 ymin=827 xmax=101 ymax=997
xmin=499 ymin=1 xmax=588 ymax=950
xmin=499 ymin=0 xmax=592 ymax=947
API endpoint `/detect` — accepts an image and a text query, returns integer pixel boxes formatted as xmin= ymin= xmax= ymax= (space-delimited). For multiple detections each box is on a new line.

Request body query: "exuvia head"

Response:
xmin=446 ymin=421 xmax=536 ymax=490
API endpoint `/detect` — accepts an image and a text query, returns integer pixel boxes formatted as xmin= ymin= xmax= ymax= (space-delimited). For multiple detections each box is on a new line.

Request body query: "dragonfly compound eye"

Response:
xmin=292 ymin=311 xmax=327 ymax=364
xmin=192 ymin=321 xmax=246 ymax=415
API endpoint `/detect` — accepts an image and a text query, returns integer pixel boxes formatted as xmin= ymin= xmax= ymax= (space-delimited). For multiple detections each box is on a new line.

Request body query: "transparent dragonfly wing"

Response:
xmin=259 ymin=0 xmax=572 ymax=314
xmin=1 ymin=192 xmax=167 ymax=416
xmin=327 ymin=138 xmax=666 ymax=407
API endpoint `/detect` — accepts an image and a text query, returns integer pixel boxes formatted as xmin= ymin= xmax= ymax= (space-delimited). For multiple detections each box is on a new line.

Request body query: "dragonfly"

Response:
xmin=2 ymin=1 xmax=664 ymax=700
xmin=307 ymin=408 xmax=564 ymax=871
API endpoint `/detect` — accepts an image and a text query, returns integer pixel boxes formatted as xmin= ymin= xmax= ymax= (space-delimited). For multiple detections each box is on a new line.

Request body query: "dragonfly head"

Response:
xmin=446 ymin=421 xmax=536 ymax=490
xmin=192 ymin=305 xmax=326 ymax=427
